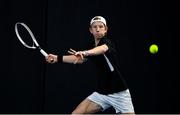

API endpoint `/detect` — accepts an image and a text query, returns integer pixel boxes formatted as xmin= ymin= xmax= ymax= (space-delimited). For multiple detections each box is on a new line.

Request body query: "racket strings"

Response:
xmin=15 ymin=23 xmax=36 ymax=49
xmin=15 ymin=22 xmax=48 ymax=57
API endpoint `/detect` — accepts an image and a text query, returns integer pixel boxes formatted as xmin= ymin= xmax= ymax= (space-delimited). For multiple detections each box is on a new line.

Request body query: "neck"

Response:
xmin=94 ymin=35 xmax=106 ymax=46
xmin=95 ymin=39 xmax=100 ymax=46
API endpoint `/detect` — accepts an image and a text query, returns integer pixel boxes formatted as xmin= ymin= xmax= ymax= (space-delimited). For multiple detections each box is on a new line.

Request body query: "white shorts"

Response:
xmin=87 ymin=89 xmax=135 ymax=113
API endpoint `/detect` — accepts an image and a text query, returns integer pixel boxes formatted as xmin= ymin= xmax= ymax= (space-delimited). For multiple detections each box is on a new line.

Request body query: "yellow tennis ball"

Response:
xmin=149 ymin=44 xmax=158 ymax=54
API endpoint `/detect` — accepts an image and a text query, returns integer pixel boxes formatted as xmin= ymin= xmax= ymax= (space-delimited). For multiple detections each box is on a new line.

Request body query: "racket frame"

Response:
xmin=15 ymin=22 xmax=48 ymax=57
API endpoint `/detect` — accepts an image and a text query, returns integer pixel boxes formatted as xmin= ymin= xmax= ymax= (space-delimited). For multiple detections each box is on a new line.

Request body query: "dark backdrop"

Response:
xmin=0 ymin=0 xmax=179 ymax=114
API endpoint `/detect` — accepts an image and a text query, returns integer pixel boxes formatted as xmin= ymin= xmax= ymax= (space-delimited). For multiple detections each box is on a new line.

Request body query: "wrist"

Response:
xmin=57 ymin=55 xmax=63 ymax=63
xmin=82 ymin=51 xmax=89 ymax=57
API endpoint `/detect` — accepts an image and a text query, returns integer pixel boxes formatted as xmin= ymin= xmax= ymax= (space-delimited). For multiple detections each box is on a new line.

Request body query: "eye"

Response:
xmin=92 ymin=25 xmax=96 ymax=28
xmin=99 ymin=25 xmax=104 ymax=28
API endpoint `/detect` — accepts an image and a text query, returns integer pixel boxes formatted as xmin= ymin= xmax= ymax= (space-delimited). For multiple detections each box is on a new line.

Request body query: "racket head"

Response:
xmin=15 ymin=22 xmax=38 ymax=49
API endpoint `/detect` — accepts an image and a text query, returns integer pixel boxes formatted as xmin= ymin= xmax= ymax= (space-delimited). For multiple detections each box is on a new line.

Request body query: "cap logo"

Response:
xmin=93 ymin=17 xmax=101 ymax=20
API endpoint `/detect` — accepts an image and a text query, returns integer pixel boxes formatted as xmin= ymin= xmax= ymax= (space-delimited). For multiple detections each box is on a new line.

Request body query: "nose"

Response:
xmin=96 ymin=27 xmax=100 ymax=32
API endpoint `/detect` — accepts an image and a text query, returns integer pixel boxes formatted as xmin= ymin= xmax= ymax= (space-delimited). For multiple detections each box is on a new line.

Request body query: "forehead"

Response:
xmin=91 ymin=21 xmax=105 ymax=27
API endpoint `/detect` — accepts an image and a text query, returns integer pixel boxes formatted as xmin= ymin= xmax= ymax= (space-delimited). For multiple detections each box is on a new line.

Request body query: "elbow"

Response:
xmin=102 ymin=48 xmax=108 ymax=53
xmin=102 ymin=45 xmax=109 ymax=53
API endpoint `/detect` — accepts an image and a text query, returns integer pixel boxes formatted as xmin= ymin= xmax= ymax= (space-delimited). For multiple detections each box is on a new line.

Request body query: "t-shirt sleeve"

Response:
xmin=98 ymin=38 xmax=114 ymax=54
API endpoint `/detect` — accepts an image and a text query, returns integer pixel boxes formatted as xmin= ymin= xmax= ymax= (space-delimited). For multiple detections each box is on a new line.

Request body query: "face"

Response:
xmin=89 ymin=21 xmax=108 ymax=39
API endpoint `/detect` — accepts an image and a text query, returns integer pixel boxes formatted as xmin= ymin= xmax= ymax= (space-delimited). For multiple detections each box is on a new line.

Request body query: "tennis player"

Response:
xmin=46 ymin=16 xmax=135 ymax=114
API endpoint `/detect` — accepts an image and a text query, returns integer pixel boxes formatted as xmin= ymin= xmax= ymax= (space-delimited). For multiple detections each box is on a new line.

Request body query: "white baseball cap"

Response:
xmin=90 ymin=16 xmax=107 ymax=26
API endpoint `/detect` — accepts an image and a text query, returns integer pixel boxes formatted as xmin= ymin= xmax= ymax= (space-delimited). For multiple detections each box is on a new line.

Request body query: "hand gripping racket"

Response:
xmin=15 ymin=22 xmax=48 ymax=58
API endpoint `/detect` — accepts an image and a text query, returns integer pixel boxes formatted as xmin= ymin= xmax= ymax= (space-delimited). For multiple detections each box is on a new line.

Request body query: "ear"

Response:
xmin=105 ymin=26 xmax=108 ymax=31
xmin=89 ymin=27 xmax=93 ymax=34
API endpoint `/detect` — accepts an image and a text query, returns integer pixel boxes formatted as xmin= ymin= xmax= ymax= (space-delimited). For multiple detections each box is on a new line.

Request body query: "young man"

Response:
xmin=46 ymin=16 xmax=135 ymax=114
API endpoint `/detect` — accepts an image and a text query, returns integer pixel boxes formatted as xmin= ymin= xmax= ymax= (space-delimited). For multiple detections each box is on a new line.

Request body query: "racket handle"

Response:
xmin=40 ymin=49 xmax=53 ymax=63
xmin=40 ymin=49 xmax=48 ymax=57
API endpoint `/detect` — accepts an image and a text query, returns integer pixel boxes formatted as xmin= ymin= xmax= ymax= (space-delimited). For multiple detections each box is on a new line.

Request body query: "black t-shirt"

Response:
xmin=88 ymin=37 xmax=128 ymax=94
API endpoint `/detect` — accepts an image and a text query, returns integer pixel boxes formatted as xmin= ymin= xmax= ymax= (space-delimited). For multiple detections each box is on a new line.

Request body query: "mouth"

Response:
xmin=95 ymin=33 xmax=104 ymax=38
xmin=96 ymin=33 xmax=103 ymax=37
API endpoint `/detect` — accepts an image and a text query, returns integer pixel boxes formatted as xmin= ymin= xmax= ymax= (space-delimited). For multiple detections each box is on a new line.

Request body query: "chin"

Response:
xmin=96 ymin=35 xmax=104 ymax=38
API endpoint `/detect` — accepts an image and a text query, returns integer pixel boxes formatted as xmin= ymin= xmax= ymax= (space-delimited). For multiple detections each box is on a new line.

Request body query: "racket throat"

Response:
xmin=36 ymin=46 xmax=41 ymax=50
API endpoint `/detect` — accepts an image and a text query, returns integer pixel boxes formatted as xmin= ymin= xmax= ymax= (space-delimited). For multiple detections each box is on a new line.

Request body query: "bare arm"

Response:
xmin=46 ymin=44 xmax=108 ymax=64
xmin=70 ymin=44 xmax=109 ymax=57
xmin=46 ymin=54 xmax=84 ymax=64
xmin=62 ymin=55 xmax=84 ymax=64
xmin=83 ymin=44 xmax=109 ymax=56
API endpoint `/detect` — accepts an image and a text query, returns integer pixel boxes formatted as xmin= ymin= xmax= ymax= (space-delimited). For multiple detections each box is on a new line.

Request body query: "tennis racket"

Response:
xmin=15 ymin=22 xmax=48 ymax=58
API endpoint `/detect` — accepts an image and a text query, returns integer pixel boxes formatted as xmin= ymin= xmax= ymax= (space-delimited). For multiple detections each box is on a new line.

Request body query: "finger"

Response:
xmin=47 ymin=55 xmax=52 ymax=59
xmin=46 ymin=56 xmax=51 ymax=61
xmin=48 ymin=54 xmax=53 ymax=57
xmin=50 ymin=59 xmax=54 ymax=63
xmin=73 ymin=60 xmax=78 ymax=64
xmin=80 ymin=53 xmax=84 ymax=60
xmin=75 ymin=52 xmax=84 ymax=59
xmin=76 ymin=52 xmax=84 ymax=59
xmin=68 ymin=51 xmax=75 ymax=55
xmin=75 ymin=52 xmax=80 ymax=55
xmin=70 ymin=48 xmax=77 ymax=53
xmin=46 ymin=57 xmax=53 ymax=63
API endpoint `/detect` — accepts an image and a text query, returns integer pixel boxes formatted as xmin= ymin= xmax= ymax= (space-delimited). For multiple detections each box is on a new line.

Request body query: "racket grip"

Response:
xmin=40 ymin=49 xmax=48 ymax=57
